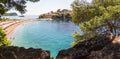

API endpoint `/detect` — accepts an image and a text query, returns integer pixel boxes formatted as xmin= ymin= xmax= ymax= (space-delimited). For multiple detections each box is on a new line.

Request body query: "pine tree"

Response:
xmin=0 ymin=0 xmax=40 ymax=16
xmin=0 ymin=0 xmax=40 ymax=46
xmin=71 ymin=0 xmax=120 ymax=46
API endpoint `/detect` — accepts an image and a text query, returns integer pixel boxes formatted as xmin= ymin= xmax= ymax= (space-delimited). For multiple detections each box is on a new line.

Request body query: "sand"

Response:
xmin=0 ymin=20 xmax=36 ymax=38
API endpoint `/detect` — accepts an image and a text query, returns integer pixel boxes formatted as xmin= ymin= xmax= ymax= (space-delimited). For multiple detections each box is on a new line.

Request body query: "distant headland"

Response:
xmin=4 ymin=12 xmax=18 ymax=16
xmin=39 ymin=9 xmax=72 ymax=21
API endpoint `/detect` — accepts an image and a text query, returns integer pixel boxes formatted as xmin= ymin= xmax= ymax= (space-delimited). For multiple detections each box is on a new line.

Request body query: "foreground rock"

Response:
xmin=56 ymin=35 xmax=120 ymax=59
xmin=0 ymin=46 xmax=51 ymax=59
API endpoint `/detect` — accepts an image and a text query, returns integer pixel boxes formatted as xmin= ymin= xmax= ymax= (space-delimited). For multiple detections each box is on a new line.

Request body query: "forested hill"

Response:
xmin=39 ymin=9 xmax=72 ymax=21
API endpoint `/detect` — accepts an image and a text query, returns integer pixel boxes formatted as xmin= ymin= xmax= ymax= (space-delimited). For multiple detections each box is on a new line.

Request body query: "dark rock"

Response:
xmin=3 ymin=51 xmax=17 ymax=59
xmin=56 ymin=35 xmax=120 ymax=59
xmin=0 ymin=46 xmax=51 ymax=59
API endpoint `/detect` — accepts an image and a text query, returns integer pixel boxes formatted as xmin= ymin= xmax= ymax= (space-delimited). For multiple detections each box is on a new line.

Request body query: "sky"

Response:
xmin=8 ymin=0 xmax=74 ymax=15
xmin=8 ymin=0 xmax=92 ymax=15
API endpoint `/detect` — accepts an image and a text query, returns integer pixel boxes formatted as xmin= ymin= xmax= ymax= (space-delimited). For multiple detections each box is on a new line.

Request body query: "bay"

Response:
xmin=10 ymin=20 xmax=81 ymax=57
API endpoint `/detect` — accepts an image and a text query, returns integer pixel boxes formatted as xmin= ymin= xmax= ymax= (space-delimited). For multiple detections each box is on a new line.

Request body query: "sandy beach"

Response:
xmin=0 ymin=20 xmax=36 ymax=38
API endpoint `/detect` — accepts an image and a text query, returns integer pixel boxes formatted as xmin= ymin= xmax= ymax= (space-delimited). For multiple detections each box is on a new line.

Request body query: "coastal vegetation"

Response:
xmin=0 ymin=0 xmax=40 ymax=17
xmin=52 ymin=9 xmax=72 ymax=21
xmin=1 ymin=0 xmax=120 ymax=59
xmin=0 ymin=28 xmax=10 ymax=46
xmin=0 ymin=0 xmax=40 ymax=46
xmin=56 ymin=1 xmax=120 ymax=59
xmin=0 ymin=18 xmax=7 ymax=21
xmin=39 ymin=9 xmax=72 ymax=21
xmin=71 ymin=0 xmax=120 ymax=46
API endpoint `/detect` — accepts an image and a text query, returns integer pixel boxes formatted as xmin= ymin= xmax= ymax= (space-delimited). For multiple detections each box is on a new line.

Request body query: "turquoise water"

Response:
xmin=10 ymin=21 xmax=81 ymax=57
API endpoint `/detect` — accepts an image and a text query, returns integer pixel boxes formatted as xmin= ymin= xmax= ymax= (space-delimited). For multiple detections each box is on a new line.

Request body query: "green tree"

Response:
xmin=0 ymin=28 xmax=11 ymax=46
xmin=0 ymin=0 xmax=40 ymax=46
xmin=0 ymin=0 xmax=40 ymax=16
xmin=57 ymin=9 xmax=61 ymax=13
xmin=71 ymin=0 xmax=120 ymax=46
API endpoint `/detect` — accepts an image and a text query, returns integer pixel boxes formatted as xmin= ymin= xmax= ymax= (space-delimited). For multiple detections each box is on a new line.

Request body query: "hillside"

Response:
xmin=39 ymin=9 xmax=72 ymax=21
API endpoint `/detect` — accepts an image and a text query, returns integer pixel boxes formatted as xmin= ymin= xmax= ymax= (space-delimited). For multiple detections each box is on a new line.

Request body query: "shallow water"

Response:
xmin=10 ymin=21 xmax=81 ymax=57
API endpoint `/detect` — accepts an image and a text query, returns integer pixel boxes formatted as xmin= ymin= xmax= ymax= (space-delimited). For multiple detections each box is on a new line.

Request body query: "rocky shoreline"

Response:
xmin=1 ymin=34 xmax=120 ymax=59
xmin=0 ymin=45 xmax=51 ymax=59
xmin=56 ymin=35 xmax=120 ymax=59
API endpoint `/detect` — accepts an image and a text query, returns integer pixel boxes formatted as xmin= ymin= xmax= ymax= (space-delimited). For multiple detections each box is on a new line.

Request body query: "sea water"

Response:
xmin=10 ymin=20 xmax=81 ymax=57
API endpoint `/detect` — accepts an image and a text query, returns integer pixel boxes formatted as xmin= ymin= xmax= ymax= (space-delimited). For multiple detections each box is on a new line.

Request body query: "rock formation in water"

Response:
xmin=56 ymin=34 xmax=120 ymax=59
xmin=0 ymin=45 xmax=51 ymax=59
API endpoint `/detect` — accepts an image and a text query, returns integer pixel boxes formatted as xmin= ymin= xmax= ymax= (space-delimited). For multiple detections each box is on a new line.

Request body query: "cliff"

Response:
xmin=0 ymin=46 xmax=51 ymax=59
xmin=56 ymin=35 xmax=120 ymax=59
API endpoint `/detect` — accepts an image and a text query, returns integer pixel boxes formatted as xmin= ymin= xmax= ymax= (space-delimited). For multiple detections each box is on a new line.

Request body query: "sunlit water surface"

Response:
xmin=10 ymin=21 xmax=81 ymax=57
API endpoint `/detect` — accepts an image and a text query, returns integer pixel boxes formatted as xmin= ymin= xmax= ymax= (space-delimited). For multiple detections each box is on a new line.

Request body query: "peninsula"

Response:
xmin=39 ymin=9 xmax=72 ymax=21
